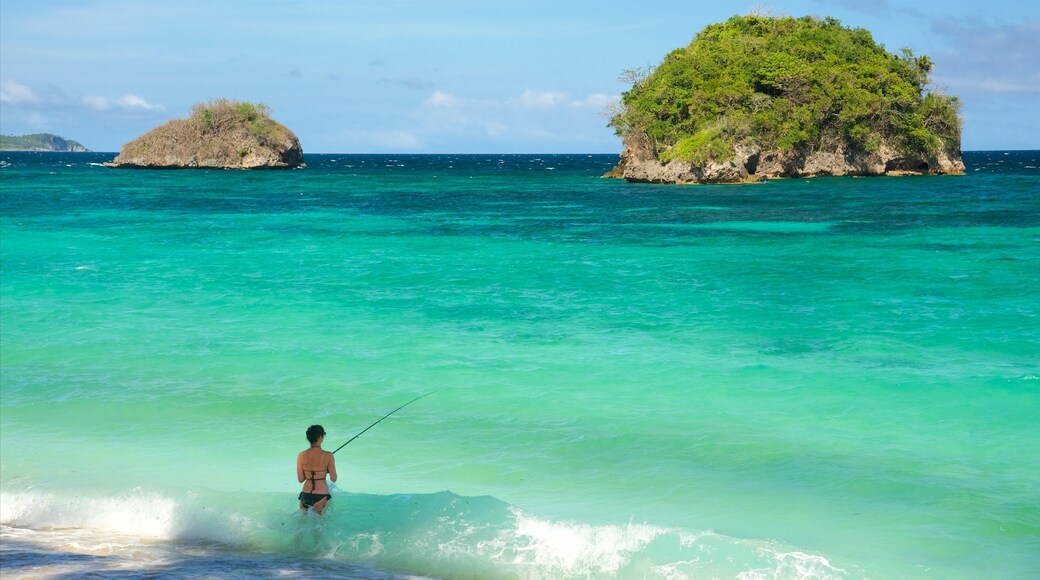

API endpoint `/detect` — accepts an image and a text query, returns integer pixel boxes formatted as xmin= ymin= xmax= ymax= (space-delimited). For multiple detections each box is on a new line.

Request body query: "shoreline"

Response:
xmin=0 ymin=524 xmax=422 ymax=580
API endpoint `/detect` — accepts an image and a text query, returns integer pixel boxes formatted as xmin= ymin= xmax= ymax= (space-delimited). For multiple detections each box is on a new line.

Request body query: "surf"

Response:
xmin=0 ymin=486 xmax=850 ymax=579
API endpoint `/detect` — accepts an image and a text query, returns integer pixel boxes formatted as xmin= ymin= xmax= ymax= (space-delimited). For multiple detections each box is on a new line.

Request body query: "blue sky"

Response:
xmin=1 ymin=0 xmax=1037 ymax=153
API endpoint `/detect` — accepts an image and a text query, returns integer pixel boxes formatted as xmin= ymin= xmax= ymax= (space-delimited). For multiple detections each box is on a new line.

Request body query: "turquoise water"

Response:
xmin=1 ymin=152 xmax=1037 ymax=579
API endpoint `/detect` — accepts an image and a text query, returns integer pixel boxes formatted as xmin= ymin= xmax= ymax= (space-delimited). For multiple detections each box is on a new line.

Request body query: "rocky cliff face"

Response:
xmin=605 ymin=133 xmax=964 ymax=184
xmin=106 ymin=100 xmax=303 ymax=169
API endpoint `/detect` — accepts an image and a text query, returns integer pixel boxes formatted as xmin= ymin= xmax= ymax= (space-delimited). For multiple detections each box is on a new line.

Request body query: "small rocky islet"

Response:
xmin=105 ymin=99 xmax=303 ymax=169
xmin=106 ymin=15 xmax=961 ymax=181
xmin=605 ymin=14 xmax=964 ymax=184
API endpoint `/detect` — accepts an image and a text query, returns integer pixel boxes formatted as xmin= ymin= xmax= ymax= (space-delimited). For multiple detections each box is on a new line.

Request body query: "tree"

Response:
xmin=610 ymin=14 xmax=961 ymax=162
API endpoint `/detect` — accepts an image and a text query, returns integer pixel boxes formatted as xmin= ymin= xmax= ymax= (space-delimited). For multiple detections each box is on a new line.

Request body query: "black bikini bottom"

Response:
xmin=298 ymin=492 xmax=332 ymax=507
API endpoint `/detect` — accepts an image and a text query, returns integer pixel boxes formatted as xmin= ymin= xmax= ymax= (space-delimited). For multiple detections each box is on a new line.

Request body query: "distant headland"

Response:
xmin=605 ymin=14 xmax=964 ymax=184
xmin=106 ymin=99 xmax=304 ymax=169
xmin=1 ymin=133 xmax=90 ymax=152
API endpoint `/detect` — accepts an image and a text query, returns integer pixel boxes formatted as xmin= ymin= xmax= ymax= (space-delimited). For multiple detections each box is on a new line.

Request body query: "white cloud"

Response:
xmin=414 ymin=87 xmax=615 ymax=146
xmin=417 ymin=90 xmax=508 ymax=138
xmin=83 ymin=95 xmax=111 ymax=110
xmin=570 ymin=93 xmax=618 ymax=108
xmin=116 ymin=94 xmax=164 ymax=111
xmin=0 ymin=80 xmax=40 ymax=104
xmin=516 ymin=89 xmax=569 ymax=108
xmin=424 ymin=88 xmax=604 ymax=110
xmin=424 ymin=90 xmax=463 ymax=108
xmin=82 ymin=93 xmax=164 ymax=112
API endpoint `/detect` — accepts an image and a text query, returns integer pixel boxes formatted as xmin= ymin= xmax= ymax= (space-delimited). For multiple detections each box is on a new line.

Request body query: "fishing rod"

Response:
xmin=332 ymin=392 xmax=434 ymax=454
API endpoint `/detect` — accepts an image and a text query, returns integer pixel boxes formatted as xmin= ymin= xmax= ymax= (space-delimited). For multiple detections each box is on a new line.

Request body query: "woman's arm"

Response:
xmin=296 ymin=452 xmax=305 ymax=483
xmin=327 ymin=453 xmax=338 ymax=483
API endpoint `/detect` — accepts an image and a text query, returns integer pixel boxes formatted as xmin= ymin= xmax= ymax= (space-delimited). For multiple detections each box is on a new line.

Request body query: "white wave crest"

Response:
xmin=0 ymin=489 xmax=251 ymax=545
xmin=507 ymin=510 xmax=669 ymax=575
xmin=476 ymin=508 xmax=851 ymax=579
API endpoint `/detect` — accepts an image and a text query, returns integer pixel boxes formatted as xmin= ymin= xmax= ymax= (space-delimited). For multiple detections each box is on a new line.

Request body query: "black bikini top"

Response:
xmin=306 ymin=469 xmax=326 ymax=491
xmin=304 ymin=452 xmax=329 ymax=492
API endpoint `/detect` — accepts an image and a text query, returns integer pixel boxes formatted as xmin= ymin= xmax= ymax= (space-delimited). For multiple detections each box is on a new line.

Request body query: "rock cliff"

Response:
xmin=607 ymin=132 xmax=964 ymax=184
xmin=106 ymin=100 xmax=303 ymax=169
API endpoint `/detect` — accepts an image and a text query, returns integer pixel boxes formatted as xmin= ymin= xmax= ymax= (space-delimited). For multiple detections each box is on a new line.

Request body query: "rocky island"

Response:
xmin=1 ymin=133 xmax=90 ymax=152
xmin=606 ymin=15 xmax=964 ymax=184
xmin=106 ymin=99 xmax=303 ymax=169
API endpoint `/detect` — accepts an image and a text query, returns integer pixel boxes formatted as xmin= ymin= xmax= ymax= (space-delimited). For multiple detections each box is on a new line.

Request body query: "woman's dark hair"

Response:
xmin=306 ymin=424 xmax=326 ymax=444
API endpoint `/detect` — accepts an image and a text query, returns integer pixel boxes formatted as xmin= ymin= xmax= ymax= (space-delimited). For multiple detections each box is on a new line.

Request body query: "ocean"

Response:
xmin=1 ymin=151 xmax=1037 ymax=579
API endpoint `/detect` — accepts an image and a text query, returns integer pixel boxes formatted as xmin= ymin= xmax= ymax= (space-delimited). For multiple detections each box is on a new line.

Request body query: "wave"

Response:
xmin=0 ymin=487 xmax=851 ymax=579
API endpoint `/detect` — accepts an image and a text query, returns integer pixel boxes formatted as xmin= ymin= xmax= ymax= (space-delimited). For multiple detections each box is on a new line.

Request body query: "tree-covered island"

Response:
xmin=606 ymin=14 xmax=963 ymax=184
xmin=106 ymin=99 xmax=304 ymax=169
xmin=1 ymin=133 xmax=90 ymax=152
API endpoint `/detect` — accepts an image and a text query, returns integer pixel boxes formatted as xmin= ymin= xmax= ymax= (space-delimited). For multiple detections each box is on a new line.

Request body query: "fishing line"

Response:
xmin=332 ymin=392 xmax=435 ymax=454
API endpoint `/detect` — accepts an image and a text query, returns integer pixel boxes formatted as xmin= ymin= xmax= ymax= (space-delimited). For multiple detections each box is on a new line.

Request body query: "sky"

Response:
xmin=1 ymin=0 xmax=1037 ymax=153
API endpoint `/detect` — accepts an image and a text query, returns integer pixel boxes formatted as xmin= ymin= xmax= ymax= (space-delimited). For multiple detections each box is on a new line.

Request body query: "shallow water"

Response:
xmin=1 ymin=151 xmax=1038 ymax=578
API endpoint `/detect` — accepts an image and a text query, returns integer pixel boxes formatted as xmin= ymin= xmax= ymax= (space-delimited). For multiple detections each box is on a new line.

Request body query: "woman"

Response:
xmin=297 ymin=424 xmax=337 ymax=514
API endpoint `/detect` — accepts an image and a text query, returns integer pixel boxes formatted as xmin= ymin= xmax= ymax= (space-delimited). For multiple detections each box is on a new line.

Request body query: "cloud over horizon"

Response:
xmin=396 ymin=87 xmax=623 ymax=151
xmin=0 ymin=79 xmax=39 ymax=104
xmin=2 ymin=78 xmax=165 ymax=113
xmin=930 ymin=19 xmax=1040 ymax=95
xmin=83 ymin=93 xmax=165 ymax=112
xmin=423 ymin=88 xmax=616 ymax=111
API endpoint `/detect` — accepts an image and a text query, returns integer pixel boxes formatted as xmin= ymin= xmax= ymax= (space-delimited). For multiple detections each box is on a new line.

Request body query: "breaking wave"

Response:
xmin=0 ymin=487 xmax=850 ymax=579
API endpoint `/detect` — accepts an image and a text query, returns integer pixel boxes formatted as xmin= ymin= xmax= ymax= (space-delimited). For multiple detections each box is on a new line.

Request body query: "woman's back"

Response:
xmin=298 ymin=447 xmax=333 ymax=495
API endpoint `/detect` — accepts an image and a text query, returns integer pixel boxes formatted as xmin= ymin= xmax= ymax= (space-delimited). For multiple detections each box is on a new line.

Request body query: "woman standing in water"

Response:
xmin=297 ymin=424 xmax=337 ymax=514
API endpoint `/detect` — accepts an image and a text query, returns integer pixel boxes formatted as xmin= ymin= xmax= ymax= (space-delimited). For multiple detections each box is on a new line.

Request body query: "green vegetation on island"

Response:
xmin=108 ymin=99 xmax=303 ymax=169
xmin=607 ymin=14 xmax=963 ymax=183
xmin=1 ymin=133 xmax=90 ymax=152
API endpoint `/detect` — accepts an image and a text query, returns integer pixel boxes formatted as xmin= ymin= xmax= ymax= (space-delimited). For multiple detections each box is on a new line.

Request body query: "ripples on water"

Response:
xmin=1 ymin=151 xmax=1038 ymax=579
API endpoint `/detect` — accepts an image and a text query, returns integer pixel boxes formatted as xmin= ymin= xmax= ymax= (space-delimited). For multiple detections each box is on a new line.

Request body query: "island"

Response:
xmin=106 ymin=99 xmax=304 ymax=169
xmin=1 ymin=133 xmax=90 ymax=152
xmin=605 ymin=14 xmax=964 ymax=184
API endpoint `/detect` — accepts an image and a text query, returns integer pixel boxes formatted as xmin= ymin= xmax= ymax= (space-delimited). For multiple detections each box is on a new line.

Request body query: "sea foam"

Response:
xmin=1 ymin=488 xmax=851 ymax=579
xmin=0 ymin=489 xmax=251 ymax=545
